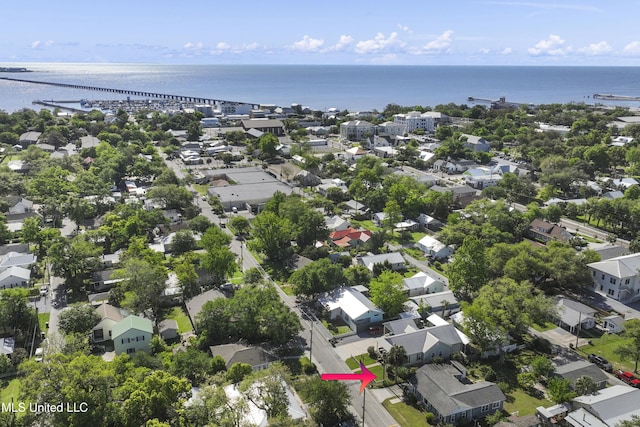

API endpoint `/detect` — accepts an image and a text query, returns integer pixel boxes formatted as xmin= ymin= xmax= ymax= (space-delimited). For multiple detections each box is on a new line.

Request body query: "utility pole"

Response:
xmin=362 ymin=386 xmax=366 ymax=427
xmin=309 ymin=317 xmax=314 ymax=363
xmin=575 ymin=311 xmax=582 ymax=349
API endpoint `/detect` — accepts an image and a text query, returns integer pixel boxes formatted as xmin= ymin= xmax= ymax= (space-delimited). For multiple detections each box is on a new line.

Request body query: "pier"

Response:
xmin=593 ymin=94 xmax=640 ymax=101
xmin=0 ymin=76 xmax=260 ymax=108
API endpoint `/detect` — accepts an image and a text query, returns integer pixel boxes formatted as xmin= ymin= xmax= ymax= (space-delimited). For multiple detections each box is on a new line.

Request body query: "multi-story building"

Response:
xmin=340 ymin=120 xmax=375 ymax=141
xmin=393 ymin=111 xmax=435 ymax=134
xmin=588 ymin=253 xmax=640 ymax=302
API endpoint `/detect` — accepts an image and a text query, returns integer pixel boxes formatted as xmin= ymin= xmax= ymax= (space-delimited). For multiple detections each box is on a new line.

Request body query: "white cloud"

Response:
xmin=623 ymin=41 xmax=640 ymax=55
xmin=421 ymin=30 xmax=454 ymax=54
xmin=332 ymin=35 xmax=354 ymax=51
xmin=501 ymin=47 xmax=513 ymax=55
xmin=397 ymin=24 xmax=413 ymax=34
xmin=31 ymin=40 xmax=54 ymax=49
xmin=528 ymin=34 xmax=572 ymax=56
xmin=479 ymin=46 xmax=512 ymax=55
xmin=578 ymin=41 xmax=612 ymax=56
xmin=183 ymin=42 xmax=204 ymax=50
xmin=355 ymin=32 xmax=405 ymax=54
xmin=216 ymin=42 xmax=230 ymax=51
xmin=291 ymin=35 xmax=324 ymax=52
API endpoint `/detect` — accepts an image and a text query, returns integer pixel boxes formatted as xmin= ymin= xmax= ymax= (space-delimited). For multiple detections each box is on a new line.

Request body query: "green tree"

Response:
xmin=173 ymin=253 xmax=200 ymax=299
xmin=299 ymin=377 xmax=352 ymax=427
xmin=614 ymin=318 xmax=640 ymax=373
xmin=0 ymin=288 xmax=36 ymax=341
xmin=187 ymin=214 xmax=212 ymax=233
xmin=369 ymin=271 xmax=407 ymax=318
xmin=226 ymin=362 xmax=254 ymax=383
xmin=462 ymin=278 xmax=554 ymax=363
xmin=250 ymin=211 xmax=293 ymax=266
xmin=229 ymin=215 xmax=250 ymax=235
xmin=387 ymin=344 xmax=408 ymax=383
xmin=170 ymin=229 xmax=196 ymax=255
xmin=168 ymin=348 xmax=225 ymax=386
xmin=448 ymin=236 xmax=489 ymax=301
xmin=290 ymin=258 xmax=346 ymax=296
xmin=259 ymin=133 xmax=279 ymax=159
xmin=546 ymin=377 xmax=576 ymax=404
xmin=530 ymin=355 xmax=555 ymax=380
xmin=383 ymin=199 xmax=403 ymax=234
xmin=574 ymin=376 xmax=598 ymax=396
xmin=617 ymin=415 xmax=640 ymax=427
xmin=49 ymin=234 xmax=102 ymax=294
xmin=58 ymin=303 xmax=101 ymax=335
xmin=239 ymin=362 xmax=291 ymax=420
xmin=118 ymin=258 xmax=168 ymax=319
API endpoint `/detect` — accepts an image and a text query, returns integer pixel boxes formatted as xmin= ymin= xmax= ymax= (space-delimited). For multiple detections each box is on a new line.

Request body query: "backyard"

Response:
xmin=383 ymin=397 xmax=431 ymax=427
xmin=577 ymin=331 xmax=635 ymax=372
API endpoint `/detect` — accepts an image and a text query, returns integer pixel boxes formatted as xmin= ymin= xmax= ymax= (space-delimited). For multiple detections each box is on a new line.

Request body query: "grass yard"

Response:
xmin=192 ymin=184 xmax=208 ymax=196
xmin=38 ymin=312 xmax=50 ymax=333
xmin=0 ymin=378 xmax=21 ymax=405
xmin=531 ymin=321 xmax=556 ymax=332
xmin=345 ymin=353 xmax=378 ymax=370
xmin=279 ymin=283 xmax=295 ymax=296
xmin=503 ymin=388 xmax=552 ymax=416
xmin=382 ymin=397 xmax=431 ymax=427
xmin=354 ymin=364 xmax=384 ymax=379
xmin=578 ymin=332 xmax=634 ymax=372
xmin=321 ymin=319 xmax=351 ymax=335
xmin=164 ymin=306 xmax=193 ymax=333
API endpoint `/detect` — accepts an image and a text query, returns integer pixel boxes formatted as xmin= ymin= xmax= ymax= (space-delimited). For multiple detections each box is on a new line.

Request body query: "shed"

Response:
xmin=158 ymin=319 xmax=179 ymax=341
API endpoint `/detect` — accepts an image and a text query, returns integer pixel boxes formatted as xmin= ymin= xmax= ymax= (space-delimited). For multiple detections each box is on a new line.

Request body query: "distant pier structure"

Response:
xmin=467 ymin=96 xmax=533 ymax=109
xmin=0 ymin=76 xmax=260 ymax=109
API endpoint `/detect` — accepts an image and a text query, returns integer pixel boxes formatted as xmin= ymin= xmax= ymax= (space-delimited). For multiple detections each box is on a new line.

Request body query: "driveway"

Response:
xmin=529 ymin=326 xmax=589 ymax=348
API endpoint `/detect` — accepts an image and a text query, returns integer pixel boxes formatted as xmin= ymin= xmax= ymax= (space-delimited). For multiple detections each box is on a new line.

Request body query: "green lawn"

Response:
xmin=164 ymin=306 xmax=192 ymax=333
xmin=279 ymin=283 xmax=295 ymax=296
xmin=0 ymin=378 xmax=21 ymax=405
xmin=38 ymin=312 xmax=50 ymax=333
xmin=345 ymin=353 xmax=378 ymax=370
xmin=321 ymin=319 xmax=351 ymax=335
xmin=382 ymin=397 xmax=431 ymax=427
xmin=354 ymin=364 xmax=384 ymax=380
xmin=531 ymin=321 xmax=556 ymax=332
xmin=192 ymin=184 xmax=208 ymax=196
xmin=578 ymin=332 xmax=634 ymax=372
xmin=352 ymin=219 xmax=383 ymax=232
xmin=504 ymin=388 xmax=552 ymax=416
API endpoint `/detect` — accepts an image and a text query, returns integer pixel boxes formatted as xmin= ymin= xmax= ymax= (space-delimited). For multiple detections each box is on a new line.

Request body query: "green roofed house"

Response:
xmin=112 ymin=315 xmax=153 ymax=355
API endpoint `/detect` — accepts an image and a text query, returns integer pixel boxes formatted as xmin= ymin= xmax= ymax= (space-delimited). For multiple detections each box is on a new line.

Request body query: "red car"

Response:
xmin=614 ymin=370 xmax=640 ymax=387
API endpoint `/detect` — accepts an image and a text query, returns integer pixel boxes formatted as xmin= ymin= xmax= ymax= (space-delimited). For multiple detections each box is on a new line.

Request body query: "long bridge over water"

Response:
xmin=0 ymin=76 xmax=260 ymax=108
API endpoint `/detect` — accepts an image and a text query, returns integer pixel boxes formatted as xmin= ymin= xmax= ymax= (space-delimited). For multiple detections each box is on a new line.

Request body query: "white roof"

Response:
xmin=417 ymin=235 xmax=448 ymax=253
xmin=0 ymin=252 xmax=36 ymax=269
xmin=588 ymin=252 xmax=640 ymax=279
xmin=319 ymin=287 xmax=383 ymax=320
xmin=571 ymin=385 xmax=640 ymax=427
xmin=403 ymin=271 xmax=443 ymax=291
xmin=0 ymin=266 xmax=31 ymax=282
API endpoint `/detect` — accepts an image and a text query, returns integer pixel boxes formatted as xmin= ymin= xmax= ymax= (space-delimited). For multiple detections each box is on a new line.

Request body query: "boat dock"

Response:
xmin=0 ymin=76 xmax=260 ymax=108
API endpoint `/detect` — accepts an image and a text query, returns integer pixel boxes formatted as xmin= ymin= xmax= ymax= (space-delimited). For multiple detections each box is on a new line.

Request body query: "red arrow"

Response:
xmin=321 ymin=362 xmax=377 ymax=393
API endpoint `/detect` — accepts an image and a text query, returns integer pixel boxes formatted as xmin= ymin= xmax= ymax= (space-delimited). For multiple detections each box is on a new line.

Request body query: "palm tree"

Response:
xmin=441 ymin=299 xmax=451 ymax=318
xmin=574 ymin=376 xmax=598 ymax=396
xmin=388 ymin=345 xmax=407 ymax=383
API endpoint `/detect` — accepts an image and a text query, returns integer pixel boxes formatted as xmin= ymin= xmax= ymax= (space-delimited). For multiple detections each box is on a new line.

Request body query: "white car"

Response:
xmin=39 ymin=285 xmax=48 ymax=296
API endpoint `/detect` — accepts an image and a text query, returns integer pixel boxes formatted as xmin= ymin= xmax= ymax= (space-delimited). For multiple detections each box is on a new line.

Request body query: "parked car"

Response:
xmin=40 ymin=285 xmax=48 ymax=296
xmin=614 ymin=370 xmax=640 ymax=387
xmin=369 ymin=326 xmax=383 ymax=335
xmin=588 ymin=354 xmax=612 ymax=372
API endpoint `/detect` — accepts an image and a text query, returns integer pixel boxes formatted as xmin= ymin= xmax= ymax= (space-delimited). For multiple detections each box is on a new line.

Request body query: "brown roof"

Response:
xmin=96 ymin=302 xmax=125 ymax=322
xmin=209 ymin=343 xmax=277 ymax=369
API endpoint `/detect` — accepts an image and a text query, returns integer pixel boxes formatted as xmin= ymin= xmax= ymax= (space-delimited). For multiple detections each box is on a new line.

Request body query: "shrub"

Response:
xmin=425 ymin=412 xmax=437 ymax=424
xmin=367 ymin=346 xmax=378 ymax=359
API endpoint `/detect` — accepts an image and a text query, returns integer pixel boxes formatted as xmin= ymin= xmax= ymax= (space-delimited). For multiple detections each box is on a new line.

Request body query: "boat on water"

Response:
xmin=593 ymin=93 xmax=640 ymax=101
xmin=0 ymin=67 xmax=31 ymax=73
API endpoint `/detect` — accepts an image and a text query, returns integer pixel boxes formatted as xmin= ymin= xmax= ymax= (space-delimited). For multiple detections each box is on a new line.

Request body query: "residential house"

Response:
xmin=418 ymin=214 xmax=444 ymax=230
xmin=91 ymin=269 xmax=124 ymax=292
xmin=395 ymin=219 xmax=419 ymax=231
xmin=603 ymin=190 xmax=624 ymax=199
xmin=329 ymin=227 xmax=372 ymax=248
xmin=609 ymin=177 xmax=639 ymax=190
xmin=318 ymin=287 xmax=384 ymax=332
xmin=158 ymin=319 xmax=179 ymax=341
xmin=18 ymin=131 xmax=41 ymax=146
xmin=366 ymin=135 xmax=396 ymax=149
xmin=431 ymin=185 xmax=479 ymax=208
xmin=209 ymin=343 xmax=278 ymax=370
xmin=0 ymin=266 xmax=30 ymax=290
xmin=185 ymin=289 xmax=226 ymax=332
xmin=409 ymin=362 xmax=505 ymax=425
xmin=5 ymin=196 xmax=33 ymax=214
xmin=410 ymin=291 xmax=460 ymax=318
xmin=112 ymin=315 xmax=153 ymax=355
xmin=340 ymin=120 xmax=375 ymax=141
xmin=417 ymin=235 xmax=454 ymax=259
xmin=293 ymin=170 xmax=321 ymax=187
xmin=372 ymin=212 xmax=387 ymax=227
xmin=460 ymin=134 xmax=490 ymax=152
xmin=325 ymin=215 xmax=350 ymax=232
xmin=0 ymin=251 xmax=36 ymax=271
xmin=556 ymin=297 xmax=596 ymax=334
xmin=403 ymin=272 xmax=446 ymax=297
xmin=380 ymin=324 xmax=466 ymax=365
xmin=586 ymin=242 xmax=628 ymax=262
xmin=602 ymin=314 xmax=625 ymax=333
xmin=92 ymin=302 xmax=128 ymax=343
xmin=80 ymin=135 xmax=100 ymax=149
xmin=557 ymin=385 xmax=640 ymax=427
xmin=7 ymin=160 xmax=29 ymax=174
xmin=552 ymin=360 xmax=609 ymax=391
xmin=422 ymin=111 xmax=450 ymax=126
xmin=373 ymin=146 xmax=398 ymax=158
xmin=358 ymin=252 xmax=406 ymax=272
xmin=344 ymin=146 xmax=367 ymax=161
xmin=588 ymin=252 xmax=640 ymax=302
xmin=0 ymin=337 xmax=15 ymax=356
xmin=433 ymin=159 xmax=476 ymax=174
xmin=527 ymin=219 xmax=572 ymax=243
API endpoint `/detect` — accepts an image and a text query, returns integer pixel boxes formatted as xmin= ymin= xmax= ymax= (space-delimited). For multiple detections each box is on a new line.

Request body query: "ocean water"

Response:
xmin=1 ymin=63 xmax=640 ymax=113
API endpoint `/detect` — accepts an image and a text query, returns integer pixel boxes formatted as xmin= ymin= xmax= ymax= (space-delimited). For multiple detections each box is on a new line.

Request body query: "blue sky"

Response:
xmin=4 ymin=0 xmax=640 ymax=65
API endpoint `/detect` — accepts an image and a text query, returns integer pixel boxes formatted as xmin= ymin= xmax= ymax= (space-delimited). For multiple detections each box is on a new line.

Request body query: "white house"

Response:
xmin=417 ymin=235 xmax=453 ymax=259
xmin=380 ymin=324 xmax=465 ymax=365
xmin=0 ymin=266 xmax=30 ymax=290
xmin=340 ymin=120 xmax=375 ymax=141
xmin=602 ymin=315 xmax=625 ymax=334
xmin=556 ymin=297 xmax=596 ymax=334
xmin=418 ymin=214 xmax=444 ymax=230
xmin=463 ymin=168 xmax=502 ymax=190
xmin=325 ymin=215 xmax=350 ymax=232
xmin=403 ymin=272 xmax=445 ymax=297
xmin=460 ymin=134 xmax=490 ymax=152
xmin=358 ymin=252 xmax=406 ymax=272
xmin=112 ymin=315 xmax=153 ymax=355
xmin=92 ymin=302 xmax=128 ymax=343
xmin=318 ymin=287 xmax=383 ymax=332
xmin=588 ymin=252 xmax=640 ymax=302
